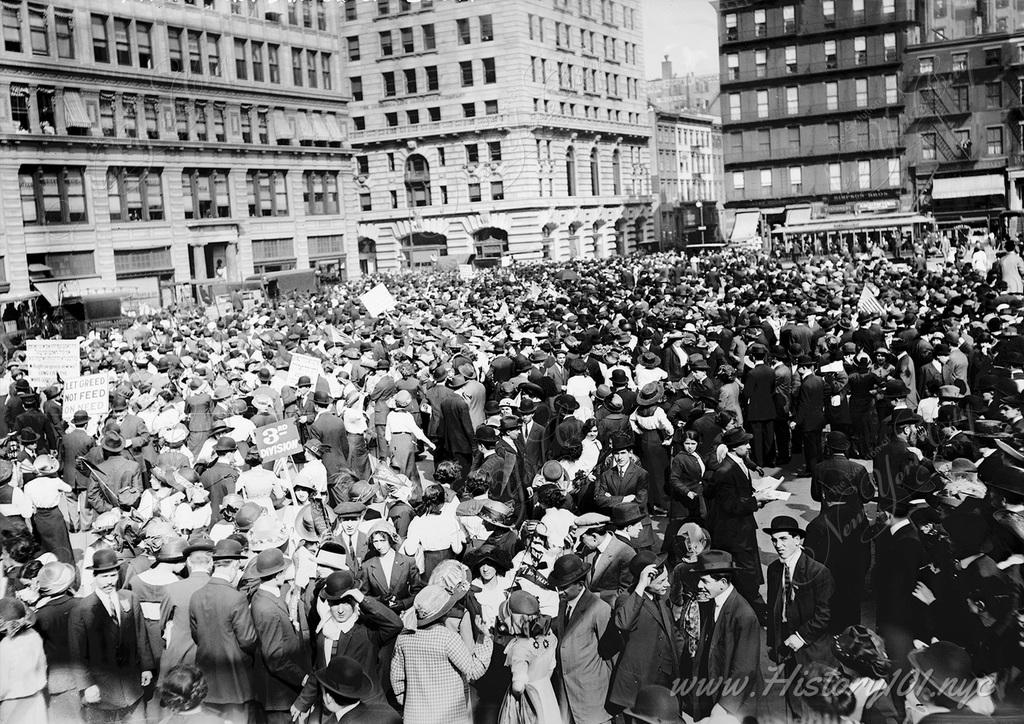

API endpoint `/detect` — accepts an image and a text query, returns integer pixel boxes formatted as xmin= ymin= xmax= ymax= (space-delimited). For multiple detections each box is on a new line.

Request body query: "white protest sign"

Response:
xmin=287 ymin=352 xmax=323 ymax=387
xmin=458 ymin=264 xmax=475 ymax=280
xmin=27 ymin=339 xmax=80 ymax=386
xmin=214 ymin=294 xmax=234 ymax=317
xmin=359 ymin=283 xmax=397 ymax=318
xmin=62 ymin=373 xmax=111 ymax=421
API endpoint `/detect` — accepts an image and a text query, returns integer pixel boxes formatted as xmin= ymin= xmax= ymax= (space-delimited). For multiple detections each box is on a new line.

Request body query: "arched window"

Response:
xmin=611 ymin=148 xmax=621 ymax=195
xmin=566 ymin=146 xmax=577 ymax=196
xmin=590 ymin=147 xmax=600 ymax=195
xmin=404 ymin=154 xmax=431 ymax=207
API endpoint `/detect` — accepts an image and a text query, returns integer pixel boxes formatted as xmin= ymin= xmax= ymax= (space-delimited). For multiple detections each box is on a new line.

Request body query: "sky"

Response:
xmin=642 ymin=0 xmax=719 ymax=80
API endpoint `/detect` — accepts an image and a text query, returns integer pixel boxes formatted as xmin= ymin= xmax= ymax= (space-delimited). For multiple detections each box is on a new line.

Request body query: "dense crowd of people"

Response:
xmin=2 ymin=245 xmax=1024 ymax=724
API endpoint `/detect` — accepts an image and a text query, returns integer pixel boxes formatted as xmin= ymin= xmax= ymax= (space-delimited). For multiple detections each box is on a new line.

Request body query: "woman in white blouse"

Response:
xmin=400 ymin=484 xmax=465 ymax=578
xmin=630 ymin=382 xmax=675 ymax=513
xmin=384 ymin=390 xmax=434 ymax=480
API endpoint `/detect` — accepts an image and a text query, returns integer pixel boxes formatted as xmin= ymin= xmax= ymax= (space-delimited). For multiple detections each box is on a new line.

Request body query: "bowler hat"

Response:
xmin=628 ymin=550 xmax=668 ymax=583
xmin=314 ymin=655 xmax=373 ymax=701
xmin=214 ymin=436 xmax=237 ymax=454
xmin=71 ymin=410 xmax=90 ymax=426
xmin=254 ymin=548 xmax=291 ymax=578
xmin=609 ymin=433 xmax=634 ymax=452
xmin=313 ymin=390 xmax=331 ymax=407
xmin=624 ymin=685 xmax=684 ymax=724
xmin=320 ymin=570 xmax=358 ymax=604
xmin=156 ymin=537 xmax=188 ymax=563
xmin=547 ymin=554 xmax=590 ymax=588
xmin=211 ymin=538 xmax=246 ymax=560
xmin=762 ymin=515 xmax=806 ymax=537
xmin=88 ymin=548 xmax=121 ymax=573
xmin=474 ymin=425 xmax=497 ymax=445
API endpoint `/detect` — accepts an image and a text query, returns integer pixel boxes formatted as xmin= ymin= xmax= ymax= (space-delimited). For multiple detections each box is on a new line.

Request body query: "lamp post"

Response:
xmin=695 ymin=200 xmax=705 ymax=248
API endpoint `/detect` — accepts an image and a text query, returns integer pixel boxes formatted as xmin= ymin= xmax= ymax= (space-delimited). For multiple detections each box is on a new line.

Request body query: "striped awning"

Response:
xmin=309 ymin=113 xmax=331 ymax=141
xmin=325 ymin=114 xmax=344 ymax=143
xmin=271 ymin=109 xmax=293 ymax=140
xmin=63 ymin=90 xmax=91 ymax=129
xmin=295 ymin=111 xmax=314 ymax=142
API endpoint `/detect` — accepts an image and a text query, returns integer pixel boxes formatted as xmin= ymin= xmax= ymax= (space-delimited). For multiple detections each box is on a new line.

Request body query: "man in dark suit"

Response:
xmin=577 ymin=518 xmax=635 ymax=605
xmin=811 ymin=431 xmax=873 ymax=504
xmin=872 ymin=497 xmax=926 ymax=675
xmin=793 ymin=356 xmax=827 ymax=473
xmin=89 ymin=431 xmax=143 ymax=514
xmin=610 ymin=369 xmax=638 ymax=415
xmin=61 ymin=409 xmax=101 ymax=530
xmin=310 ymin=391 xmax=347 ymax=459
xmin=69 ymin=549 xmax=154 ymax=723
xmin=762 ymin=516 xmax=834 ymax=669
xmin=428 ymin=375 xmax=475 ymax=482
xmin=200 ymin=437 xmax=241 ymax=518
xmin=250 ymin=549 xmax=311 ymax=723
xmin=518 ymin=398 xmax=546 ymax=483
xmin=742 ymin=344 xmax=777 ymax=465
xmin=594 ymin=438 xmax=654 ymax=549
xmin=608 ymin=551 xmax=679 ymax=713
xmin=299 ymin=656 xmax=401 ymax=724
xmin=190 ymin=539 xmax=258 ymax=723
xmin=548 ymin=554 xmax=616 ymax=724
xmin=873 ymin=409 xmax=928 ymax=504
xmin=688 ymin=550 xmax=761 ymax=721
xmin=708 ymin=428 xmax=772 ymax=612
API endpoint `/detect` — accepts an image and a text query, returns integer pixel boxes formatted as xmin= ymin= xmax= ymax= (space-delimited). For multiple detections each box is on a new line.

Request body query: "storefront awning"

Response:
xmin=310 ymin=113 xmax=331 ymax=141
xmin=31 ymin=281 xmax=62 ymax=306
xmin=295 ymin=112 xmax=314 ymax=142
xmin=772 ymin=213 xmax=934 ymax=235
xmin=785 ymin=206 xmax=812 ymax=225
xmin=730 ymin=210 xmax=761 ymax=243
xmin=932 ymin=174 xmax=1004 ymax=200
xmin=271 ymin=110 xmax=293 ymax=140
xmin=326 ymin=114 xmax=345 ymax=143
xmin=62 ymin=91 xmax=91 ymax=129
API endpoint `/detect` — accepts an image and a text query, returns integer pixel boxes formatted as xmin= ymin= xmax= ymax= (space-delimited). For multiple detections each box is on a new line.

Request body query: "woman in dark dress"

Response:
xmin=664 ymin=431 xmax=708 ymax=566
xmin=846 ymin=358 xmax=880 ymax=458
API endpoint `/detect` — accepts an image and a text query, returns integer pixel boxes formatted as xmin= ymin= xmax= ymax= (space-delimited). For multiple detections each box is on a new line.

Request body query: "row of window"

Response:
xmin=920 ymin=127 xmax=1007 ymax=160
xmin=552 ymin=0 xmax=636 ymax=29
xmin=731 ymin=159 xmax=901 ymax=195
xmin=353 ymin=100 xmax=500 ymax=131
xmin=723 ymin=0 xmax=896 ymax=41
xmin=7 ymin=10 xmax=335 ymax=91
xmin=528 ymin=14 xmax=636 ymax=67
xmin=725 ymin=34 xmax=898 ymax=80
xmin=537 ymin=58 xmax=640 ymax=99
xmin=530 ymin=97 xmax=642 ymax=125
xmin=917 ymin=46 xmax=1010 ymax=75
xmin=17 ymin=165 xmax=343 ymax=226
xmin=354 ymin=141 xmax=503 ymax=177
xmin=9 ymin=85 xmax=343 ymax=148
xmin=357 ymin=180 xmax=504 ymax=212
xmin=371 ymin=0 xmax=434 ymax=19
xmin=726 ymin=76 xmax=899 ymax=120
xmin=727 ymin=120 xmax=900 ymax=158
xmin=919 ymin=82 xmax=1007 ymax=114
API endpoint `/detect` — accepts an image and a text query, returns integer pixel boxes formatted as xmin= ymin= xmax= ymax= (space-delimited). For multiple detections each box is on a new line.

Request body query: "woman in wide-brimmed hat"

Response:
xmin=832 ymin=625 xmax=900 ymax=724
xmin=630 ymin=382 xmax=674 ymax=513
xmin=390 ymin=582 xmax=491 ymax=724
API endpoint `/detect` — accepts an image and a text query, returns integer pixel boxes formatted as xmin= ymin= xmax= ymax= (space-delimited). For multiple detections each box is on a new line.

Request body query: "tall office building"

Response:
xmin=343 ymin=0 xmax=652 ymax=270
xmin=716 ymin=0 xmax=916 ymax=239
xmin=0 ymin=0 xmax=352 ymax=308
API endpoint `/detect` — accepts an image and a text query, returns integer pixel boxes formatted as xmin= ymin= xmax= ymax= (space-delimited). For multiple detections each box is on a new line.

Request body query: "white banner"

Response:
xmin=287 ymin=352 xmax=323 ymax=388
xmin=359 ymin=283 xmax=397 ymax=318
xmin=27 ymin=339 xmax=80 ymax=386
xmin=62 ymin=373 xmax=110 ymax=421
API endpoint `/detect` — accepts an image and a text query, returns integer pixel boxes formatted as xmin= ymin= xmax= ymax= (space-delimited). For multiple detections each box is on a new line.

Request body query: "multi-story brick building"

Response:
xmin=647 ymin=57 xmax=721 ymax=116
xmin=343 ymin=0 xmax=653 ymax=269
xmin=903 ymin=3 xmax=1024 ymax=230
xmin=649 ymin=108 xmax=724 ymax=248
xmin=716 ymin=0 xmax=916 ymax=241
xmin=0 ymin=0 xmax=353 ymax=307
